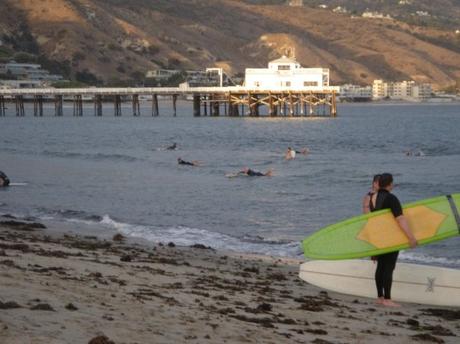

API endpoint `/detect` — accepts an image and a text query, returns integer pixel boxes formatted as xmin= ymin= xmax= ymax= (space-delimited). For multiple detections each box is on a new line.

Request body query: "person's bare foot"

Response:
xmin=382 ymin=299 xmax=401 ymax=307
xmin=376 ymin=297 xmax=384 ymax=305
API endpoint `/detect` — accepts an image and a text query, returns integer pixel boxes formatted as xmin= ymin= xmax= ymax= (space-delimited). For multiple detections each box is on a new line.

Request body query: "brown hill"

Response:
xmin=1 ymin=0 xmax=459 ymax=89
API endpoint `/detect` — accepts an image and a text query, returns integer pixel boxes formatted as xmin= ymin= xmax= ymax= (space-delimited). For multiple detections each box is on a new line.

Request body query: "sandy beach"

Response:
xmin=1 ymin=216 xmax=459 ymax=344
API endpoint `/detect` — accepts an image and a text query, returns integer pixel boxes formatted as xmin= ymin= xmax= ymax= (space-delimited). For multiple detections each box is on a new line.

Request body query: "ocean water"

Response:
xmin=1 ymin=101 xmax=460 ymax=267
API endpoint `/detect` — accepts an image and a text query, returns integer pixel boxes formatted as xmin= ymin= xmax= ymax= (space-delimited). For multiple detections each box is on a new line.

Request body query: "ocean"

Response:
xmin=1 ymin=101 xmax=459 ymax=267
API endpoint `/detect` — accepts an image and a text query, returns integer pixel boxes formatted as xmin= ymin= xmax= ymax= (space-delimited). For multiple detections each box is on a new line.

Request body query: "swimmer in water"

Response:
xmin=238 ymin=167 xmax=273 ymax=177
xmin=166 ymin=143 xmax=178 ymax=150
xmin=0 ymin=171 xmax=10 ymax=187
xmin=404 ymin=149 xmax=425 ymax=157
xmin=285 ymin=147 xmax=309 ymax=160
xmin=177 ymin=158 xmax=200 ymax=166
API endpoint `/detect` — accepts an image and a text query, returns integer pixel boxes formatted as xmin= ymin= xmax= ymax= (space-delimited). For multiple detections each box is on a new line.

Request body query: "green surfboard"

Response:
xmin=302 ymin=193 xmax=460 ymax=260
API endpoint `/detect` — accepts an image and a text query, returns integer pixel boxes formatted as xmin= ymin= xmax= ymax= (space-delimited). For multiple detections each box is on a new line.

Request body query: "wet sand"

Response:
xmin=1 ymin=216 xmax=459 ymax=344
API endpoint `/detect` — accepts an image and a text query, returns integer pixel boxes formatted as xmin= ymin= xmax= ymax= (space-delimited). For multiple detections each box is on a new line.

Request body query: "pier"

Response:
xmin=0 ymin=86 xmax=338 ymax=117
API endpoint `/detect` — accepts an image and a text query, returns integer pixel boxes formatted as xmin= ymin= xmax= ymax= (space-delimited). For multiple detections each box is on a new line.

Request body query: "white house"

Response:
xmin=244 ymin=56 xmax=331 ymax=90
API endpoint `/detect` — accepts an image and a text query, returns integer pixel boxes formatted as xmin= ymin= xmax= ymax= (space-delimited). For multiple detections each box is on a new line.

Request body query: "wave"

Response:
xmin=399 ymin=251 xmax=460 ymax=268
xmin=3 ymin=207 xmax=459 ymax=267
xmin=34 ymin=208 xmax=103 ymax=223
xmin=100 ymin=215 xmax=302 ymax=257
xmin=41 ymin=150 xmax=140 ymax=162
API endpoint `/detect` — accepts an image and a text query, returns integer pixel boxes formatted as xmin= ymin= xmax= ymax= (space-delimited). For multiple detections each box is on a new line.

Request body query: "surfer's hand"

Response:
xmin=409 ymin=237 xmax=417 ymax=249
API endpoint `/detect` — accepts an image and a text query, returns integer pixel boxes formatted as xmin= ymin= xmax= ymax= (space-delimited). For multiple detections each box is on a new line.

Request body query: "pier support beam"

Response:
xmin=0 ymin=96 xmax=5 ymax=116
xmin=203 ymin=96 xmax=208 ymax=116
xmin=152 ymin=94 xmax=159 ymax=116
xmin=172 ymin=94 xmax=177 ymax=117
xmin=331 ymin=91 xmax=337 ymax=117
xmin=114 ymin=95 xmax=122 ymax=116
xmin=211 ymin=95 xmax=219 ymax=116
xmin=73 ymin=95 xmax=83 ymax=116
xmin=132 ymin=94 xmax=140 ymax=116
xmin=15 ymin=96 xmax=25 ymax=117
xmin=193 ymin=95 xmax=201 ymax=117
xmin=33 ymin=95 xmax=44 ymax=117
xmin=288 ymin=92 xmax=294 ymax=116
xmin=54 ymin=95 xmax=63 ymax=116
xmin=94 ymin=95 xmax=102 ymax=116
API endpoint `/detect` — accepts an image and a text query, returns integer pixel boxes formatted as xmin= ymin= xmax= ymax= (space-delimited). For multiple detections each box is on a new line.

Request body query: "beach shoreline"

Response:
xmin=1 ymin=216 xmax=459 ymax=343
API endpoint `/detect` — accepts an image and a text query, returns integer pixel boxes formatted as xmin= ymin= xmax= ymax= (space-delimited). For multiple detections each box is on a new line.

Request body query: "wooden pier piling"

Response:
xmin=152 ymin=94 xmax=159 ymax=116
xmin=54 ymin=95 xmax=63 ymax=116
xmin=0 ymin=87 xmax=338 ymax=118
xmin=132 ymin=95 xmax=140 ymax=116
xmin=172 ymin=94 xmax=177 ymax=117
xmin=15 ymin=96 xmax=25 ymax=117
xmin=193 ymin=95 xmax=201 ymax=117
xmin=114 ymin=95 xmax=122 ymax=116
xmin=94 ymin=95 xmax=102 ymax=116
xmin=0 ymin=96 xmax=5 ymax=117
xmin=33 ymin=95 xmax=44 ymax=117
xmin=73 ymin=95 xmax=83 ymax=116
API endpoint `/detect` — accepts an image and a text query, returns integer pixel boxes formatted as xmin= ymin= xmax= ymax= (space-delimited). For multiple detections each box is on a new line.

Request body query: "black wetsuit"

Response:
xmin=371 ymin=189 xmax=403 ymax=300
xmin=246 ymin=169 xmax=264 ymax=177
xmin=178 ymin=158 xmax=194 ymax=166
xmin=0 ymin=171 xmax=10 ymax=187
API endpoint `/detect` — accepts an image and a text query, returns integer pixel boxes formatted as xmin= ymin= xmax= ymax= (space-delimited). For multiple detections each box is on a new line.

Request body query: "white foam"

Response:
xmin=100 ymin=215 xmax=301 ymax=257
xmin=399 ymin=251 xmax=460 ymax=268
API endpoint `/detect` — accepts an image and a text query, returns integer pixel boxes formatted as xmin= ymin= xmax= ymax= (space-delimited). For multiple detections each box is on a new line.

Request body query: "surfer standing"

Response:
xmin=370 ymin=173 xmax=417 ymax=307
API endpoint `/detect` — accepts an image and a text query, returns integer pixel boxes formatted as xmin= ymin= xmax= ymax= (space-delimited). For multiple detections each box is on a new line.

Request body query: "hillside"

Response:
xmin=0 ymin=0 xmax=460 ymax=89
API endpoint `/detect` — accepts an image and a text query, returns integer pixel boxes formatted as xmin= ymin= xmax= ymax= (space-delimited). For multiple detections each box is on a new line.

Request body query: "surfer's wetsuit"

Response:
xmin=0 ymin=171 xmax=10 ymax=187
xmin=246 ymin=169 xmax=265 ymax=177
xmin=178 ymin=158 xmax=194 ymax=166
xmin=371 ymin=189 xmax=403 ymax=300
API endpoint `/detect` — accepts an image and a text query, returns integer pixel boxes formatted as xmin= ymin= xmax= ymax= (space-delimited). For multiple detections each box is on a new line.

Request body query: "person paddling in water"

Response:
xmin=166 ymin=143 xmax=178 ymax=150
xmin=370 ymin=173 xmax=417 ymax=307
xmin=285 ymin=147 xmax=309 ymax=160
xmin=0 ymin=171 xmax=10 ymax=187
xmin=177 ymin=158 xmax=201 ymax=166
xmin=238 ymin=167 xmax=273 ymax=177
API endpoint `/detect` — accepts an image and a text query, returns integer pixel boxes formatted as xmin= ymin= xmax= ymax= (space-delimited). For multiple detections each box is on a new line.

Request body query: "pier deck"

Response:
xmin=0 ymin=86 xmax=338 ymax=117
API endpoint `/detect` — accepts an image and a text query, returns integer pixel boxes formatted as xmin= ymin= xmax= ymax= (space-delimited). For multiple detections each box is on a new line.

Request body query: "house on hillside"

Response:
xmin=244 ymin=56 xmax=330 ymax=90
xmin=288 ymin=0 xmax=303 ymax=6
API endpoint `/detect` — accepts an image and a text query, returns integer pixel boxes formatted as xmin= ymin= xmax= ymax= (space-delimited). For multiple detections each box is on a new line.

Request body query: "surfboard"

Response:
xmin=299 ymin=260 xmax=460 ymax=307
xmin=302 ymin=194 xmax=460 ymax=260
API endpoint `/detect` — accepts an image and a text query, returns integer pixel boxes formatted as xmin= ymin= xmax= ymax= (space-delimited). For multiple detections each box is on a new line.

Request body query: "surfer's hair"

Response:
xmin=378 ymin=173 xmax=393 ymax=188
xmin=373 ymin=174 xmax=381 ymax=183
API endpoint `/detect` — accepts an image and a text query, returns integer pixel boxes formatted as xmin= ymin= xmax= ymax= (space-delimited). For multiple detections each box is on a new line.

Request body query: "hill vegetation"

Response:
xmin=0 ymin=0 xmax=459 ymax=89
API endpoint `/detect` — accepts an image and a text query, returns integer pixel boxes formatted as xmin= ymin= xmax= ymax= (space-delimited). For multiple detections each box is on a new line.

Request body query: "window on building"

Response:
xmin=304 ymin=81 xmax=318 ymax=87
xmin=285 ymin=81 xmax=291 ymax=87
xmin=278 ymin=65 xmax=290 ymax=71
xmin=254 ymin=81 xmax=260 ymax=87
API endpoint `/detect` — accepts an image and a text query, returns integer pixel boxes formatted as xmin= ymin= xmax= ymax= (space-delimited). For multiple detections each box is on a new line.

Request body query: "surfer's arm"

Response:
xmin=395 ymin=215 xmax=417 ymax=248
xmin=362 ymin=195 xmax=370 ymax=214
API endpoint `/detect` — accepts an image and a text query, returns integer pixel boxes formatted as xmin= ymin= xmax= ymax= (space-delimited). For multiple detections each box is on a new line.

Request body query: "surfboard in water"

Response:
xmin=299 ymin=260 xmax=460 ymax=307
xmin=302 ymin=194 xmax=460 ymax=260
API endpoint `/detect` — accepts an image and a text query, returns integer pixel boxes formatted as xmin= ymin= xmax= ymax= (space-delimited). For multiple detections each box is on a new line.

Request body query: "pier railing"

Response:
xmin=0 ymin=86 xmax=338 ymax=117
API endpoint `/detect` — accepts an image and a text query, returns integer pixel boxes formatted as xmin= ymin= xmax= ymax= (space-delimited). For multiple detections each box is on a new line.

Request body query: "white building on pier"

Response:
xmin=244 ymin=56 xmax=331 ymax=90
